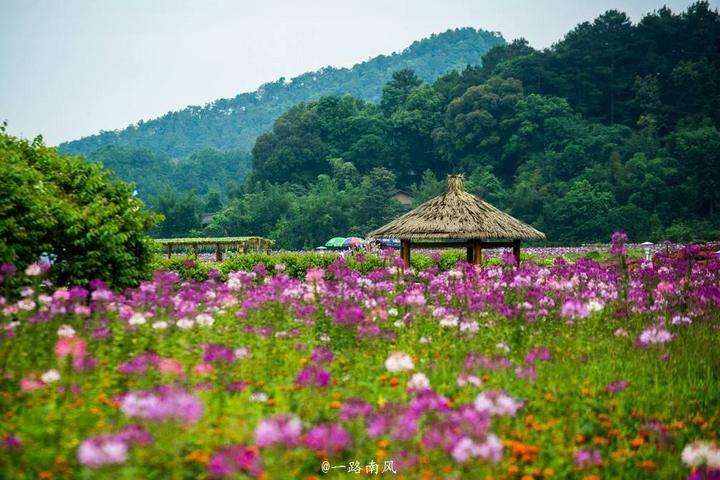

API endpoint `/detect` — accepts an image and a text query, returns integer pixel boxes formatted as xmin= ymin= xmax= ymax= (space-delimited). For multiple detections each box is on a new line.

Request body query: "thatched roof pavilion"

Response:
xmin=368 ymin=174 xmax=545 ymax=265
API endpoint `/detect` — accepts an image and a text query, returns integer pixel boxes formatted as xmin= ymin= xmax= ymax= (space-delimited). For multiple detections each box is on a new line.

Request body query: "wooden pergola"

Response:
xmin=370 ymin=175 xmax=545 ymax=266
xmin=157 ymin=236 xmax=273 ymax=261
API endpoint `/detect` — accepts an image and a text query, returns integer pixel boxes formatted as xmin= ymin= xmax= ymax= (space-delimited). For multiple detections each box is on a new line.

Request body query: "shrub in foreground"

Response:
xmin=0 ymin=127 xmax=159 ymax=289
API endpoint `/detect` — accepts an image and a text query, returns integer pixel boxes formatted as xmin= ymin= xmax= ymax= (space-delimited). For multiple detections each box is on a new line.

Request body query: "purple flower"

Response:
xmin=339 ymin=398 xmax=373 ymax=421
xmin=310 ymin=347 xmax=334 ymax=364
xmin=605 ymin=380 xmax=629 ymax=394
xmin=611 ymin=231 xmax=628 ymax=256
xmin=304 ymin=423 xmax=351 ymax=454
xmin=208 ymin=445 xmax=262 ymax=478
xmin=203 ymin=344 xmax=235 ymax=364
xmin=574 ymin=449 xmax=603 ymax=468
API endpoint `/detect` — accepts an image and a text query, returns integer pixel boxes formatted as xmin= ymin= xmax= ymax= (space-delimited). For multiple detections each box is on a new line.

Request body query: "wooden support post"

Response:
xmin=166 ymin=244 xmax=172 ymax=259
xmin=400 ymin=239 xmax=411 ymax=266
xmin=473 ymin=240 xmax=483 ymax=266
xmin=215 ymin=243 xmax=223 ymax=262
xmin=512 ymin=239 xmax=521 ymax=266
xmin=466 ymin=242 xmax=474 ymax=263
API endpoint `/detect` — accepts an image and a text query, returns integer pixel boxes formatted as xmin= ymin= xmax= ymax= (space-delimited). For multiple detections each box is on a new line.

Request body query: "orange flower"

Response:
xmin=631 ymin=437 xmax=645 ymax=448
xmin=639 ymin=460 xmax=656 ymax=471
xmin=389 ymin=377 xmax=400 ymax=387
xmin=329 ymin=400 xmax=342 ymax=409
xmin=575 ymin=434 xmax=586 ymax=444
xmin=542 ymin=467 xmax=555 ymax=478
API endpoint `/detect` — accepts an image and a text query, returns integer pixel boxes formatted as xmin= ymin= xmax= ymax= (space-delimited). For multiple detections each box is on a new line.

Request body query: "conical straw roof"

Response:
xmin=368 ymin=175 xmax=545 ymax=241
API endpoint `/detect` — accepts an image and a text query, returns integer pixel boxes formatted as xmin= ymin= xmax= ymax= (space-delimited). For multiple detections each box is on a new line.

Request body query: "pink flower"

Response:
xmin=120 ymin=386 xmax=203 ymax=424
xmin=193 ymin=362 xmax=214 ymax=375
xmin=255 ymin=415 xmax=302 ymax=448
xmin=77 ymin=436 xmax=128 ymax=468
xmin=305 ymin=268 xmax=324 ymax=283
xmin=20 ymin=376 xmax=45 ymax=392
xmin=157 ymin=358 xmax=185 ymax=377
xmin=54 ymin=336 xmax=87 ymax=360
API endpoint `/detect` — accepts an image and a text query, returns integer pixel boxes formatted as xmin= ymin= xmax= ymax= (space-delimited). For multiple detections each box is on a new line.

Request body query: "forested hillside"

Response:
xmin=85 ymin=146 xmax=251 ymax=199
xmin=224 ymin=2 xmax=719 ymax=249
xmin=59 ymin=28 xmax=504 ymax=158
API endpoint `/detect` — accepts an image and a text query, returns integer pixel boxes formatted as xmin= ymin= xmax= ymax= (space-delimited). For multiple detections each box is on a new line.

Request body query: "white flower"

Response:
xmin=496 ymin=342 xmax=510 ymax=353
xmin=671 ymin=314 xmax=692 ymax=325
xmin=319 ymin=334 xmax=330 ymax=342
xmin=440 ymin=315 xmax=459 ymax=328
xmin=17 ymin=299 xmax=35 ymax=311
xmin=419 ymin=336 xmax=432 ymax=344
xmin=385 ymin=351 xmax=414 ymax=373
xmin=393 ymin=320 xmax=404 ymax=329
xmin=387 ymin=307 xmax=399 ymax=317
xmin=447 ymin=269 xmax=463 ymax=280
xmin=151 ymin=321 xmax=168 ymax=330
xmin=614 ymin=328 xmax=629 ymax=337
xmin=474 ymin=391 xmax=522 ymax=417
xmin=639 ymin=325 xmax=672 ymax=345
xmin=176 ymin=318 xmax=194 ymax=329
xmin=681 ymin=440 xmax=720 ymax=468
xmin=249 ymin=392 xmax=268 ymax=403
xmin=41 ymin=369 xmax=61 ymax=383
xmin=25 ymin=263 xmax=42 ymax=276
xmin=128 ymin=313 xmax=146 ymax=326
xmin=457 ymin=374 xmax=482 ymax=387
xmin=195 ymin=313 xmax=214 ymax=327
xmin=459 ymin=320 xmax=479 ymax=333
xmin=234 ymin=347 xmax=251 ymax=360
xmin=407 ymin=372 xmax=430 ymax=390
xmin=586 ymin=300 xmax=604 ymax=312
xmin=57 ymin=324 xmax=76 ymax=338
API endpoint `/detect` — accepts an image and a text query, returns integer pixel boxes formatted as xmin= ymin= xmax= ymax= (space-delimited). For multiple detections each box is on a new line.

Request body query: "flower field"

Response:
xmin=1 ymin=235 xmax=719 ymax=479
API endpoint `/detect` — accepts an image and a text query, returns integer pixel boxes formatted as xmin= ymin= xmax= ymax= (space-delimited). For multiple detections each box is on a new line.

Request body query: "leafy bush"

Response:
xmin=0 ymin=128 xmax=159 ymax=288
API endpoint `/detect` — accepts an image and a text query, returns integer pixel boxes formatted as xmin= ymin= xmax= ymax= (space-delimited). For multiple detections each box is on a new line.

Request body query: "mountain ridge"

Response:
xmin=58 ymin=27 xmax=504 ymax=158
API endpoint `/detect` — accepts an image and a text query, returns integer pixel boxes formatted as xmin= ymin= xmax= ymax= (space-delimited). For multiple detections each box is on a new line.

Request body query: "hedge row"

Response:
xmin=148 ymin=250 xmax=549 ymax=281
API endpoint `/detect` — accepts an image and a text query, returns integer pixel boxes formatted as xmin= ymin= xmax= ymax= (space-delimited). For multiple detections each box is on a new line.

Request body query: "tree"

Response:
xmin=380 ymin=69 xmax=422 ymax=116
xmin=0 ymin=128 xmax=159 ymax=288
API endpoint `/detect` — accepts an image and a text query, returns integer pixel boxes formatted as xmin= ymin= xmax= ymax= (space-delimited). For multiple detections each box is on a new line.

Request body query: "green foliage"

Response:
xmin=0 ymin=127 xmax=159 ymax=288
xmin=242 ymin=2 xmax=720 ymax=244
xmin=84 ymin=145 xmax=252 ymax=200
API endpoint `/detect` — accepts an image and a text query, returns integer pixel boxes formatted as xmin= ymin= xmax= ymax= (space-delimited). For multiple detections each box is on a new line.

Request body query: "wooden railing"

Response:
xmin=156 ymin=237 xmax=273 ymax=261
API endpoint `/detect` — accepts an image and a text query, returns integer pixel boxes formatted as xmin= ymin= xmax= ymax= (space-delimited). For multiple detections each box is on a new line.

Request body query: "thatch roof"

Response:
xmin=368 ymin=175 xmax=546 ymax=241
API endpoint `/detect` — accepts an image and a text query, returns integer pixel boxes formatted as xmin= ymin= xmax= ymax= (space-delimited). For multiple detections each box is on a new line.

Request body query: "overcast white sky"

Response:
xmin=1 ymin=0 xmax=716 ymax=145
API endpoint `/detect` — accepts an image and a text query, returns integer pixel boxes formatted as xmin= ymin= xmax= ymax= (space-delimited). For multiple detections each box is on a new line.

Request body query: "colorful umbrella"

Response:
xmin=343 ymin=237 xmax=364 ymax=247
xmin=324 ymin=237 xmax=346 ymax=248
